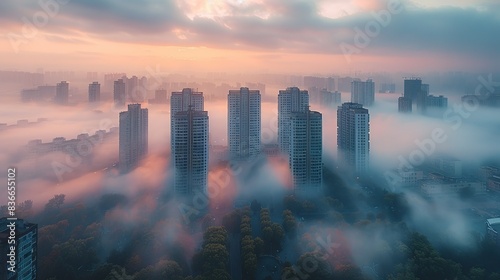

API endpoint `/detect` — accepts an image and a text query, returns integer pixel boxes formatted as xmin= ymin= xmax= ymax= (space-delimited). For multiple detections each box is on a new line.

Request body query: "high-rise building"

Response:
xmin=290 ymin=108 xmax=322 ymax=194
xmin=278 ymin=87 xmax=309 ymax=154
xmin=351 ymin=79 xmax=375 ymax=106
xmin=403 ymin=78 xmax=422 ymax=102
xmin=398 ymin=96 xmax=412 ymax=113
xmin=170 ymin=88 xmax=204 ymax=150
xmin=337 ymin=103 xmax=370 ymax=174
xmin=0 ymin=218 xmax=38 ymax=280
xmin=173 ymin=107 xmax=209 ymax=195
xmin=228 ymin=87 xmax=261 ymax=161
xmin=119 ymin=104 xmax=148 ymax=173
xmin=321 ymin=89 xmax=341 ymax=106
xmin=55 ymin=81 xmax=69 ymax=104
xmin=379 ymin=83 xmax=396 ymax=93
xmin=114 ymin=79 xmax=126 ymax=107
xmin=155 ymin=89 xmax=168 ymax=104
xmin=426 ymin=95 xmax=448 ymax=108
xmin=88 ymin=82 xmax=100 ymax=103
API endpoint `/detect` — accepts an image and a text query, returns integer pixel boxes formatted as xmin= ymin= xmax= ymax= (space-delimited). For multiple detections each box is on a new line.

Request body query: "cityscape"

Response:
xmin=1 ymin=1 xmax=500 ymax=280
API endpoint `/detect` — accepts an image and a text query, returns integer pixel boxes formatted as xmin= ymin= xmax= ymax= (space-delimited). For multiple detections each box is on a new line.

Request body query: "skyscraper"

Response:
xmin=228 ymin=87 xmax=261 ymax=161
xmin=278 ymin=87 xmax=309 ymax=154
xmin=173 ymin=107 xmax=209 ymax=195
xmin=170 ymin=88 xmax=204 ymax=151
xmin=337 ymin=103 xmax=370 ymax=174
xmin=351 ymin=79 xmax=375 ymax=106
xmin=55 ymin=81 xmax=69 ymax=104
xmin=0 ymin=218 xmax=38 ymax=280
xmin=398 ymin=96 xmax=412 ymax=113
xmin=321 ymin=89 xmax=341 ymax=106
xmin=119 ymin=104 xmax=148 ymax=173
xmin=290 ymin=108 xmax=322 ymax=194
xmin=114 ymin=79 xmax=126 ymax=107
xmin=88 ymin=82 xmax=100 ymax=103
xmin=403 ymin=78 xmax=422 ymax=102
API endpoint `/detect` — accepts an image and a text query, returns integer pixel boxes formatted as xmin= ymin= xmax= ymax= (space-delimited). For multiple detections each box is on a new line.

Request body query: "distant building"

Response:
xmin=404 ymin=78 xmax=422 ymax=102
xmin=24 ymin=129 xmax=117 ymax=158
xmin=154 ymin=89 xmax=168 ymax=104
xmin=419 ymin=180 xmax=486 ymax=197
xmin=337 ymin=103 xmax=370 ymax=174
xmin=426 ymin=95 xmax=448 ymax=108
xmin=398 ymin=97 xmax=412 ymax=113
xmin=321 ymin=89 xmax=341 ymax=106
xmin=379 ymin=83 xmax=396 ymax=93
xmin=55 ymin=81 xmax=69 ymax=104
xmin=228 ymin=87 xmax=261 ymax=161
xmin=88 ymin=82 xmax=100 ymax=103
xmin=21 ymin=85 xmax=56 ymax=102
xmin=486 ymin=218 xmax=500 ymax=248
xmin=173 ymin=108 xmax=209 ymax=195
xmin=119 ymin=104 xmax=148 ymax=173
xmin=303 ymin=76 xmax=327 ymax=89
xmin=114 ymin=79 xmax=126 ymax=107
xmin=338 ymin=77 xmax=358 ymax=92
xmin=351 ymin=79 xmax=375 ymax=106
xmin=393 ymin=168 xmax=424 ymax=186
xmin=290 ymin=108 xmax=322 ymax=194
xmin=278 ymin=87 xmax=309 ymax=154
xmin=0 ymin=218 xmax=38 ymax=280
xmin=426 ymin=155 xmax=462 ymax=178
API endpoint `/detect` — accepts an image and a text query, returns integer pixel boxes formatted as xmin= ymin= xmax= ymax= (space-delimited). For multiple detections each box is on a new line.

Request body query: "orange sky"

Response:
xmin=0 ymin=0 xmax=498 ymax=73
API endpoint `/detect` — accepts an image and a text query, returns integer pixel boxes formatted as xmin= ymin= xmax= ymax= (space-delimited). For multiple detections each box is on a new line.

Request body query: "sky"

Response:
xmin=0 ymin=0 xmax=499 ymax=74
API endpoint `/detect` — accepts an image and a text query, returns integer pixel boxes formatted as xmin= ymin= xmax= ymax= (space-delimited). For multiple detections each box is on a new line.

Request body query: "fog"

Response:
xmin=1 ymin=83 xmax=499 ymax=279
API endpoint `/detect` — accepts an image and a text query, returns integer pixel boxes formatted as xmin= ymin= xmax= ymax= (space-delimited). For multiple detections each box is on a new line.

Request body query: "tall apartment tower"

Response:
xmin=172 ymin=107 xmax=209 ymax=195
xmin=114 ymin=79 xmax=126 ymax=107
xmin=337 ymin=103 xmax=370 ymax=174
xmin=403 ymin=78 xmax=422 ymax=102
xmin=88 ymin=82 xmax=100 ymax=103
xmin=228 ymin=87 xmax=261 ymax=161
xmin=0 ymin=218 xmax=38 ymax=280
xmin=398 ymin=96 xmax=412 ymax=113
xmin=55 ymin=81 xmax=69 ymax=104
xmin=278 ymin=87 xmax=309 ymax=154
xmin=119 ymin=104 xmax=148 ymax=173
xmin=290 ymin=108 xmax=322 ymax=194
xmin=170 ymin=88 xmax=204 ymax=149
xmin=351 ymin=79 xmax=375 ymax=106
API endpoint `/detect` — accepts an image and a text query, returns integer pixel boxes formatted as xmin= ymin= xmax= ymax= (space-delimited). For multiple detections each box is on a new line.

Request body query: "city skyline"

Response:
xmin=1 ymin=1 xmax=500 ymax=279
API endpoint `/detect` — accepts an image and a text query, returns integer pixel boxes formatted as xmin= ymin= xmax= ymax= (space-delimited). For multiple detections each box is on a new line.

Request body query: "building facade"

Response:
xmin=337 ymin=103 xmax=370 ymax=174
xmin=290 ymin=109 xmax=322 ymax=194
xmin=88 ymin=82 xmax=100 ymax=103
xmin=55 ymin=81 xmax=69 ymax=104
xmin=114 ymin=79 xmax=126 ymax=107
xmin=398 ymin=96 xmax=412 ymax=113
xmin=0 ymin=218 xmax=38 ymax=280
xmin=170 ymin=88 xmax=204 ymax=151
xmin=228 ymin=87 xmax=261 ymax=161
xmin=172 ymin=108 xmax=209 ymax=195
xmin=119 ymin=104 xmax=148 ymax=173
xmin=351 ymin=79 xmax=375 ymax=106
xmin=278 ymin=87 xmax=309 ymax=154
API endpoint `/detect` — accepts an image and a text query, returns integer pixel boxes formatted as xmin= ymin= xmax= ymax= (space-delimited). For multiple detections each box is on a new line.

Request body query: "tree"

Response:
xmin=222 ymin=210 xmax=241 ymax=234
xmin=45 ymin=194 xmax=66 ymax=211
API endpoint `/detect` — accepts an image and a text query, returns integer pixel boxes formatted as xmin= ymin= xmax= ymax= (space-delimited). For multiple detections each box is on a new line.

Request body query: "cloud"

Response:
xmin=1 ymin=0 xmax=499 ymax=67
